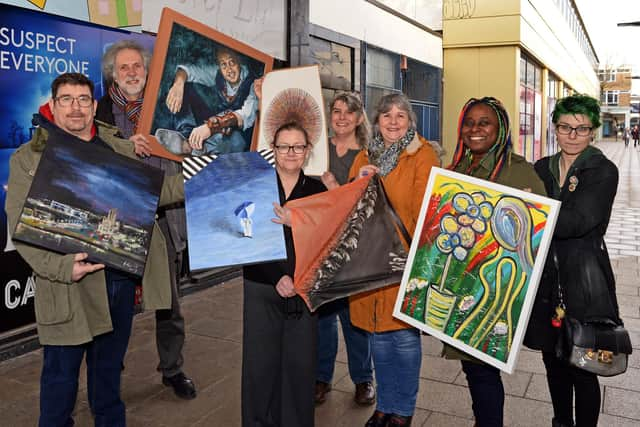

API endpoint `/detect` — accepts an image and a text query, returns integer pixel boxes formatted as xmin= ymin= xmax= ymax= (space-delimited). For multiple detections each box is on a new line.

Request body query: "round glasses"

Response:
xmin=556 ymin=124 xmax=592 ymax=136
xmin=54 ymin=95 xmax=94 ymax=108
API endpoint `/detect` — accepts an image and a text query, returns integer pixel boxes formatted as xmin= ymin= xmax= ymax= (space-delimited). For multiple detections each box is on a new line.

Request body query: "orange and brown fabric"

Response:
xmin=287 ymin=175 xmax=408 ymax=312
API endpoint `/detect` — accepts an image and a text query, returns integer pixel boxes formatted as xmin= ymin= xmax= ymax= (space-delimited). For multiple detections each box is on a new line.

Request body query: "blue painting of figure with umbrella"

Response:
xmin=184 ymin=151 xmax=285 ymax=270
xmin=235 ymin=201 xmax=255 ymax=237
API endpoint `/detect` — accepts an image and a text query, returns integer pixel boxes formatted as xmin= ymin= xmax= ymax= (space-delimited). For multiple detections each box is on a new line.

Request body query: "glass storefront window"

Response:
xmin=547 ymin=74 xmax=559 ymax=156
xmin=519 ymin=54 xmax=542 ymax=162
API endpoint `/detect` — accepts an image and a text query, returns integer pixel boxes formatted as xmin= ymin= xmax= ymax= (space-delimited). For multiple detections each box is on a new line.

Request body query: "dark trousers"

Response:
xmin=155 ymin=217 xmax=186 ymax=377
xmin=316 ymin=297 xmax=373 ymax=385
xmin=39 ymin=272 xmax=136 ymax=427
xmin=242 ymin=279 xmax=316 ymax=427
xmin=461 ymin=360 xmax=504 ymax=427
xmin=542 ymin=351 xmax=600 ymax=427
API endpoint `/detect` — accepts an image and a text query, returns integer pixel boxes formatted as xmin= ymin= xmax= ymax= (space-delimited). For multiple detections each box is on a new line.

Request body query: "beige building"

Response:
xmin=599 ymin=66 xmax=633 ymax=137
xmin=442 ymin=0 xmax=599 ymax=162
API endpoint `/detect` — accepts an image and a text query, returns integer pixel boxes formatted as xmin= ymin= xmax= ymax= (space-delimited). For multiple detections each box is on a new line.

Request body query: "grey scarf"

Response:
xmin=368 ymin=128 xmax=416 ymax=176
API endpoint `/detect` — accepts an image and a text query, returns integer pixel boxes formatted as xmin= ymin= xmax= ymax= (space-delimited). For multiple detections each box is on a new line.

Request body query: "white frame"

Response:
xmin=393 ymin=167 xmax=561 ymax=373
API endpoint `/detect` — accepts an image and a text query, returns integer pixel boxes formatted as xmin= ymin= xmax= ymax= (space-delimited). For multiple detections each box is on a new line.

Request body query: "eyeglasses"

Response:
xmin=274 ymin=144 xmax=307 ymax=154
xmin=556 ymin=124 xmax=592 ymax=136
xmin=54 ymin=95 xmax=94 ymax=108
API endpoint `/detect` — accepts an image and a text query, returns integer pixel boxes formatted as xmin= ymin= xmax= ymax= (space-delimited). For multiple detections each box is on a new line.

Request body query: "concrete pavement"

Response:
xmin=1 ymin=140 xmax=639 ymax=426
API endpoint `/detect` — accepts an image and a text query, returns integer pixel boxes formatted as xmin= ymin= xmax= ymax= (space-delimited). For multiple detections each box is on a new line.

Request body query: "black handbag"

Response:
xmin=552 ymin=250 xmax=633 ymax=376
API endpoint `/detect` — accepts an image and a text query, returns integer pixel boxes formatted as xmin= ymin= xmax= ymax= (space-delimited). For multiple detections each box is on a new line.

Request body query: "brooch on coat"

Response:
xmin=568 ymin=175 xmax=578 ymax=192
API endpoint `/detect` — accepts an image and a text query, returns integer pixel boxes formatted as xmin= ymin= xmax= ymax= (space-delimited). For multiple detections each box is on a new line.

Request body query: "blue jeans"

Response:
xmin=461 ymin=360 xmax=504 ymax=427
xmin=316 ymin=298 xmax=373 ymax=384
xmin=372 ymin=328 xmax=421 ymax=416
xmin=39 ymin=270 xmax=136 ymax=427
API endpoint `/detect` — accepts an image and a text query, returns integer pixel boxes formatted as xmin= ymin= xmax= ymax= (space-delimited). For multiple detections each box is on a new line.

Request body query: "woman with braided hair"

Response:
xmin=445 ymin=97 xmax=545 ymax=427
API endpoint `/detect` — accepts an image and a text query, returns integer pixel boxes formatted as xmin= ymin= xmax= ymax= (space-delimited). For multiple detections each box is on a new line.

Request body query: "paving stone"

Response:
xmin=523 ymin=373 xmax=550 ymax=402
xmin=600 ymin=367 xmax=640 ymax=392
xmin=597 ymin=413 xmax=640 ymax=427
xmin=616 ymin=285 xmax=640 ymax=296
xmin=420 ymin=354 xmax=460 ymax=383
xmin=423 ymin=411 xmax=474 ymax=426
xmin=503 ymin=395 xmax=554 ymax=426
xmin=421 ymin=334 xmax=443 ymax=356
xmin=603 ymin=386 xmax=640 ymax=420
xmin=415 ymin=378 xmax=474 ymax=418
xmin=502 ymin=370 xmax=532 ymax=397
xmin=513 ymin=349 xmax=546 ymax=374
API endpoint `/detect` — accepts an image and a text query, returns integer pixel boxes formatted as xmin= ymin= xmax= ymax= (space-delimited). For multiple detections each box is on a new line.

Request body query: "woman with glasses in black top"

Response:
xmin=525 ymin=94 xmax=621 ymax=427
xmin=242 ymin=121 xmax=326 ymax=427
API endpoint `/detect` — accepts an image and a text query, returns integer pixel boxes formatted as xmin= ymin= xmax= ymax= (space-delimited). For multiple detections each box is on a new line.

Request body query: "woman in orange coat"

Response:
xmin=349 ymin=93 xmax=441 ymax=427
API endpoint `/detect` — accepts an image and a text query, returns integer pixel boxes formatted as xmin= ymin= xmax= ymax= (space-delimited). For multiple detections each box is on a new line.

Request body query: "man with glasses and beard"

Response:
xmin=5 ymin=72 xmax=184 ymax=426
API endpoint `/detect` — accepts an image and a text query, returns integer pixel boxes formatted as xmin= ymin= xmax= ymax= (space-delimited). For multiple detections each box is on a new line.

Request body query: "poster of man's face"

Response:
xmin=138 ymin=8 xmax=273 ymax=160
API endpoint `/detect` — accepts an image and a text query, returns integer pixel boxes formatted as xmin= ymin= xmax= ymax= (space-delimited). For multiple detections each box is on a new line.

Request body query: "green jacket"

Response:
xmin=5 ymin=121 xmax=184 ymax=345
xmin=443 ymin=152 xmax=546 ymax=361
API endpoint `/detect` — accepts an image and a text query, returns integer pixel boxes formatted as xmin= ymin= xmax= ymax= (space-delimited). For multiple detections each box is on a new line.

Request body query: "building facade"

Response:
xmin=442 ymin=0 xmax=599 ymax=162
xmin=291 ymin=0 xmax=444 ymax=142
xmin=599 ymin=66 xmax=633 ymax=137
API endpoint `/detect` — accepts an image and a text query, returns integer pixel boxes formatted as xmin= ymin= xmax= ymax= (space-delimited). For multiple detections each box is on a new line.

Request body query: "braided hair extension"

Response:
xmin=448 ymin=97 xmax=512 ymax=182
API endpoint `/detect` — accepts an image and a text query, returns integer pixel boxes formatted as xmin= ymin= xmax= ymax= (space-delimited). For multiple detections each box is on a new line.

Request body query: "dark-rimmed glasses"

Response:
xmin=54 ymin=95 xmax=94 ymax=108
xmin=275 ymin=144 xmax=307 ymax=154
xmin=556 ymin=124 xmax=592 ymax=136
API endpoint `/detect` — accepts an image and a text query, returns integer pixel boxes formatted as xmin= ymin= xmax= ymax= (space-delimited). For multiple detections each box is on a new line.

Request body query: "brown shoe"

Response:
xmin=315 ymin=381 xmax=332 ymax=404
xmin=354 ymin=381 xmax=376 ymax=405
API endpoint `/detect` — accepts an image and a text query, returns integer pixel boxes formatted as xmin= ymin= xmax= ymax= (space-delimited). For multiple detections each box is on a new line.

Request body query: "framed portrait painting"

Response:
xmin=12 ymin=136 xmax=164 ymax=277
xmin=393 ymin=167 xmax=560 ymax=373
xmin=138 ymin=7 xmax=274 ymax=161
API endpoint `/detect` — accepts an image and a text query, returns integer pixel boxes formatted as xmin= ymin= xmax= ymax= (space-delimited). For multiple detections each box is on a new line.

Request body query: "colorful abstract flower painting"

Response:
xmin=393 ymin=167 xmax=560 ymax=373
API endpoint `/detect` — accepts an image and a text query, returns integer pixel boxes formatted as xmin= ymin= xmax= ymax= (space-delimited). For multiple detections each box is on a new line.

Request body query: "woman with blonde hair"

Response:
xmin=315 ymin=92 xmax=377 ymax=406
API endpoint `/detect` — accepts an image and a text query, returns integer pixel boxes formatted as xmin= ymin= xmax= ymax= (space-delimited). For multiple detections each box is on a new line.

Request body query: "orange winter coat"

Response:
xmin=348 ymin=134 xmax=441 ymax=332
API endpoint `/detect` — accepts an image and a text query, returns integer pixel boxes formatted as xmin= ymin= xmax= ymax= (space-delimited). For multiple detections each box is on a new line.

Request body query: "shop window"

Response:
xmin=310 ymin=36 xmax=354 ymax=114
xmin=519 ymin=54 xmax=542 ymax=162
xmin=546 ymin=74 xmax=560 ymax=156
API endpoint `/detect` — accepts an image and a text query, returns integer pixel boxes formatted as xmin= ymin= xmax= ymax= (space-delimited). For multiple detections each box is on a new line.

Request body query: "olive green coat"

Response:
xmin=5 ymin=122 xmax=184 ymax=346
xmin=443 ymin=152 xmax=546 ymax=361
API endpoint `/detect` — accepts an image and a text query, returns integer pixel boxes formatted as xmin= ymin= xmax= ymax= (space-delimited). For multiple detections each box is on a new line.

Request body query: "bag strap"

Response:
xmin=376 ymin=176 xmax=413 ymax=247
xmin=552 ymin=247 xmax=566 ymax=309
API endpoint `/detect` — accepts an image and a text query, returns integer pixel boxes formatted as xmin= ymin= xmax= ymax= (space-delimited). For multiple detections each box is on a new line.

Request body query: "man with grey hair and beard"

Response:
xmin=96 ymin=39 xmax=197 ymax=400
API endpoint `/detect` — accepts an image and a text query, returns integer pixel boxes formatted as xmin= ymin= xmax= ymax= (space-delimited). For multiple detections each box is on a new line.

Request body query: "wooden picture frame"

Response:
xmin=393 ymin=167 xmax=561 ymax=373
xmin=138 ymin=7 xmax=274 ymax=161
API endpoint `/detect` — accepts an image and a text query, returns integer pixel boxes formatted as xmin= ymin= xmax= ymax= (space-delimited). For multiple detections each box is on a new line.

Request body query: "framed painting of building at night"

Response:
xmin=138 ymin=7 xmax=274 ymax=162
xmin=393 ymin=167 xmax=560 ymax=373
xmin=12 ymin=136 xmax=164 ymax=277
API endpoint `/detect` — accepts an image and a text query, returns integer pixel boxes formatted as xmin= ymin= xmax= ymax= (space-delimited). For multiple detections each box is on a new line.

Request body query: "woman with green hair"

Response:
xmin=446 ymin=96 xmax=545 ymax=427
xmin=525 ymin=94 xmax=621 ymax=427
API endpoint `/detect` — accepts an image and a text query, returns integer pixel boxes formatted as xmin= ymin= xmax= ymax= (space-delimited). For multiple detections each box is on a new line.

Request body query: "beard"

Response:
xmin=118 ymin=75 xmax=146 ymax=99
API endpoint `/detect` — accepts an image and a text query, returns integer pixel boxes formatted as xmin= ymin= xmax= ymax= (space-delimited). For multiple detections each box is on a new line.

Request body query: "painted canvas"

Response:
xmin=393 ymin=167 xmax=560 ymax=373
xmin=138 ymin=7 xmax=273 ymax=161
xmin=12 ymin=136 xmax=164 ymax=277
xmin=257 ymin=65 xmax=328 ymax=176
xmin=184 ymin=151 xmax=285 ymax=271
xmin=288 ymin=175 xmax=408 ymax=312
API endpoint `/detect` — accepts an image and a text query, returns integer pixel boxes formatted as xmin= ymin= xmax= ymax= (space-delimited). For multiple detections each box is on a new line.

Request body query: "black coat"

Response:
xmin=524 ymin=149 xmax=621 ymax=351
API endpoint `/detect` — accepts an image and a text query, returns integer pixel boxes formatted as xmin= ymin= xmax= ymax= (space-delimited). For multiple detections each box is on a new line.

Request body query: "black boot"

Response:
xmin=388 ymin=414 xmax=412 ymax=427
xmin=365 ymin=410 xmax=390 ymax=427
xmin=552 ymin=418 xmax=574 ymax=427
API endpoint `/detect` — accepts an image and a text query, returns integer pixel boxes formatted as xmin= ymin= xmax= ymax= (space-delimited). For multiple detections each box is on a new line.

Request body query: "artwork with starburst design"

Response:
xmin=257 ymin=65 xmax=328 ymax=176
